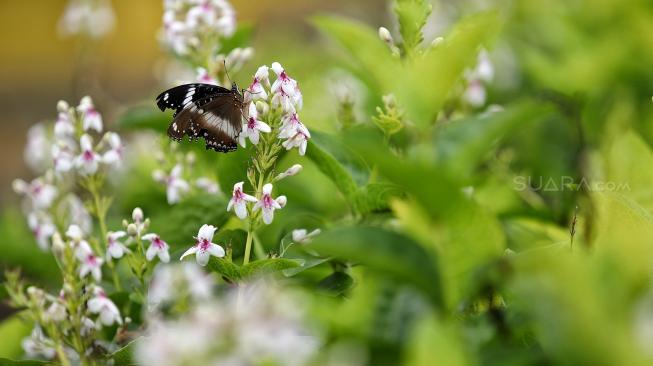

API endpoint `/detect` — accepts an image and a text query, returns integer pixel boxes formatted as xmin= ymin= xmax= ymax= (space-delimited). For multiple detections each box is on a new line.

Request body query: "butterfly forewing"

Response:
xmin=156 ymin=83 xmax=244 ymax=153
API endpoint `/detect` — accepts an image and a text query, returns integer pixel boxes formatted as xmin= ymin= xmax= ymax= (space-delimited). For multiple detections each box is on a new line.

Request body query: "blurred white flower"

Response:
xmin=75 ymin=134 xmax=100 ymax=175
xmin=54 ymin=101 xmax=75 ymax=139
xmin=153 ymin=164 xmax=190 ymax=204
xmin=252 ymin=183 xmax=284 ymax=225
xmin=196 ymin=67 xmax=218 ymax=85
xmin=24 ymin=123 xmax=52 ymax=173
xmin=58 ymin=0 xmax=115 ymax=39
xmin=292 ymin=228 xmax=321 ymax=244
xmin=88 ymin=287 xmax=122 ymax=326
xmin=66 ymin=194 xmax=93 ymax=234
xmin=195 ymin=177 xmax=219 ymax=195
xmin=80 ymin=316 xmax=98 ymax=337
xmin=28 ymin=212 xmax=56 ymax=251
xmin=45 ymin=295 xmax=67 ymax=322
xmin=13 ymin=177 xmax=57 ymax=210
xmin=22 ymin=326 xmax=56 ymax=360
xmin=52 ymin=143 xmax=75 ymax=174
xmin=101 ymin=132 xmax=124 ymax=166
xmin=131 ymin=207 xmax=147 ymax=236
xmin=77 ymin=96 xmax=103 ymax=132
xmin=180 ymin=224 xmax=225 ymax=266
xmin=275 ymin=164 xmax=303 ymax=181
xmin=463 ymin=79 xmax=487 ymax=108
xmin=78 ymin=251 xmax=103 ymax=281
xmin=148 ymin=262 xmax=214 ymax=308
xmin=238 ymin=102 xmax=271 ymax=147
xmin=227 ymin=181 xmax=257 ymax=219
xmin=142 ymin=234 xmax=171 ymax=263
xmin=106 ymin=231 xmax=130 ymax=260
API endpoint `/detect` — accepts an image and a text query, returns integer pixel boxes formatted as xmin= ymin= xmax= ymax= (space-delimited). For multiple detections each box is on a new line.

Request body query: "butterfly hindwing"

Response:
xmin=195 ymin=96 xmax=243 ymax=152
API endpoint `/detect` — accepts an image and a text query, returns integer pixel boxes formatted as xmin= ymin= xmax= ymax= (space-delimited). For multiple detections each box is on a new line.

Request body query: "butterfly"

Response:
xmin=156 ymin=82 xmax=245 ymax=152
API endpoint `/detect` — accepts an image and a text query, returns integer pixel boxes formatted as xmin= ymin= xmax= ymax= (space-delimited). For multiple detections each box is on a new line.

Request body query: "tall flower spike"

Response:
xmin=180 ymin=224 xmax=225 ymax=266
xmin=252 ymin=183 xmax=284 ymax=225
xmin=142 ymin=234 xmax=171 ymax=263
xmin=77 ymin=96 xmax=103 ymax=132
xmin=75 ymin=134 xmax=100 ymax=175
xmin=239 ymin=102 xmax=271 ymax=147
xmin=227 ymin=181 xmax=257 ymax=219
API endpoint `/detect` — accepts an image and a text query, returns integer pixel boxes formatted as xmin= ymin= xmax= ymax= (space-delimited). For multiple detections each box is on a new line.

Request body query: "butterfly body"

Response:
xmin=156 ymin=83 xmax=244 ymax=152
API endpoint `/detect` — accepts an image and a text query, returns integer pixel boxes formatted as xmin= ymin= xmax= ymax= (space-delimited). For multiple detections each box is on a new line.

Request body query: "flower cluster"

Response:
xmin=13 ymin=97 xmax=122 ymax=252
xmin=152 ymin=149 xmax=221 ymax=205
xmin=162 ymin=0 xmax=236 ymax=56
xmin=58 ymin=0 xmax=115 ymax=39
xmin=136 ymin=280 xmax=320 ymax=366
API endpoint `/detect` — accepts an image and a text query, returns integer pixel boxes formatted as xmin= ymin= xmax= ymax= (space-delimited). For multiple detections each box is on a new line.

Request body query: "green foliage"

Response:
xmin=394 ymin=0 xmax=432 ymax=55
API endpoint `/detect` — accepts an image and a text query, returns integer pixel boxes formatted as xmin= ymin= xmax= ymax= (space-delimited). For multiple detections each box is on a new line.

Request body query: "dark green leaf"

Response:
xmin=305 ymin=138 xmax=360 ymax=209
xmin=241 ymin=258 xmax=301 ymax=279
xmin=317 ymin=271 xmax=354 ymax=296
xmin=0 ymin=359 xmax=49 ymax=366
xmin=117 ymin=105 xmax=168 ymax=131
xmin=109 ymin=337 xmax=142 ymax=366
xmin=206 ymin=257 xmax=242 ymax=282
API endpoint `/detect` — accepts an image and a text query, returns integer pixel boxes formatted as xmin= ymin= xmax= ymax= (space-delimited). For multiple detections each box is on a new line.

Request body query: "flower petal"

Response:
xmin=180 ymin=246 xmax=198 ymax=261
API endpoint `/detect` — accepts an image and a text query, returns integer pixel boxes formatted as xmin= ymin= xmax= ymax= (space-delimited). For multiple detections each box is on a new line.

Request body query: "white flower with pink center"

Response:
xmin=239 ymin=103 xmax=271 ymax=147
xmin=77 ymin=96 xmax=103 ymax=132
xmin=52 ymin=144 xmax=75 ymax=174
xmin=101 ymin=132 xmax=124 ymax=166
xmin=244 ymin=65 xmax=270 ymax=103
xmin=78 ymin=251 xmax=103 ymax=281
xmin=196 ymin=67 xmax=218 ymax=85
xmin=252 ymin=183 xmax=285 ymax=225
xmin=278 ymin=112 xmax=310 ymax=140
xmin=75 ymin=134 xmax=100 ymax=175
xmin=270 ymin=62 xmax=302 ymax=112
xmin=54 ymin=100 xmax=75 ymax=139
xmin=13 ymin=178 xmax=58 ymax=210
xmin=106 ymin=231 xmax=130 ymax=260
xmin=27 ymin=213 xmax=55 ymax=251
xmin=88 ymin=287 xmax=122 ymax=326
xmin=281 ymin=130 xmax=310 ymax=156
xmin=180 ymin=224 xmax=225 ymax=266
xmin=227 ymin=181 xmax=257 ymax=219
xmin=142 ymin=234 xmax=171 ymax=263
xmin=153 ymin=164 xmax=190 ymax=205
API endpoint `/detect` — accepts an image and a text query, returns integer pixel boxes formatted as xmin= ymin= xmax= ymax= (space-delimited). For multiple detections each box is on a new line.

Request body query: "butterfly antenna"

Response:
xmin=223 ymin=60 xmax=233 ymax=87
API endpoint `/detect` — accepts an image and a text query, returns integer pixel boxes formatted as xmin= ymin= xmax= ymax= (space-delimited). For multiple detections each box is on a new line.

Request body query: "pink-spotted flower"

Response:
xmin=180 ymin=224 xmax=225 ymax=266
xmin=281 ymin=130 xmax=310 ymax=156
xmin=153 ymin=164 xmax=190 ymax=204
xmin=13 ymin=178 xmax=58 ymax=210
xmin=106 ymin=231 xmax=130 ymax=260
xmin=52 ymin=144 xmax=75 ymax=174
xmin=28 ymin=213 xmax=55 ymax=251
xmin=227 ymin=181 xmax=257 ymax=219
xmin=196 ymin=67 xmax=218 ymax=85
xmin=77 ymin=96 xmax=103 ymax=132
xmin=101 ymin=132 xmax=124 ymax=166
xmin=75 ymin=134 xmax=100 ymax=175
xmin=88 ymin=287 xmax=122 ymax=326
xmin=142 ymin=234 xmax=170 ymax=263
xmin=244 ymin=65 xmax=270 ymax=103
xmin=239 ymin=103 xmax=271 ymax=147
xmin=252 ymin=183 xmax=285 ymax=225
xmin=271 ymin=62 xmax=302 ymax=111
xmin=278 ymin=112 xmax=310 ymax=140
xmin=76 ymin=244 xmax=103 ymax=281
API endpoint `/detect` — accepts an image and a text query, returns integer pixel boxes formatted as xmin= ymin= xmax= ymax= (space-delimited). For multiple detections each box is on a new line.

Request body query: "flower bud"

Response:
xmin=12 ymin=179 xmax=27 ymax=194
xmin=143 ymin=218 xmax=151 ymax=231
xmin=378 ymin=27 xmax=394 ymax=45
xmin=276 ymin=195 xmax=287 ymax=208
xmin=127 ymin=223 xmax=138 ymax=237
xmin=240 ymin=47 xmax=254 ymax=63
xmin=122 ymin=219 xmax=129 ymax=228
xmin=132 ymin=207 xmax=144 ymax=223
xmin=275 ymin=164 xmax=303 ymax=181
xmin=51 ymin=232 xmax=66 ymax=256
xmin=57 ymin=100 xmax=69 ymax=112
xmin=186 ymin=151 xmax=196 ymax=165
xmin=256 ymin=100 xmax=269 ymax=115
xmin=430 ymin=36 xmax=444 ymax=48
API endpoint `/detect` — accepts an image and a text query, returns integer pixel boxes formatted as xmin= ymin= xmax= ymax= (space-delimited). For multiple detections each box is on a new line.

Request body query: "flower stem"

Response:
xmin=88 ymin=177 xmax=122 ymax=291
xmin=243 ymin=227 xmax=253 ymax=265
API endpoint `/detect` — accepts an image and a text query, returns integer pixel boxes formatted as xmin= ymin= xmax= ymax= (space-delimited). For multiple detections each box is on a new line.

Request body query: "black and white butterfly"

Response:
xmin=156 ymin=83 xmax=245 ymax=152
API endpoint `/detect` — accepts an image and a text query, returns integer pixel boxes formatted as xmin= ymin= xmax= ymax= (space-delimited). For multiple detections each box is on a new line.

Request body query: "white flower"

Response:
xmin=153 ymin=164 xmax=190 ymax=204
xmin=142 ymin=234 xmax=171 ymax=263
xmin=238 ymin=103 xmax=271 ymax=147
xmin=54 ymin=101 xmax=75 ymax=139
xmin=75 ymin=134 xmax=100 ymax=175
xmin=148 ymin=262 xmax=214 ymax=307
xmin=252 ymin=183 xmax=284 ymax=225
xmin=463 ymin=80 xmax=486 ymax=107
xmin=131 ymin=207 xmax=147 ymax=236
xmin=278 ymin=112 xmax=310 ymax=139
xmin=271 ymin=62 xmax=302 ymax=112
xmin=281 ymin=130 xmax=310 ymax=156
xmin=106 ymin=231 xmax=130 ymax=260
xmin=244 ymin=66 xmax=270 ymax=103
xmin=196 ymin=67 xmax=218 ymax=85
xmin=88 ymin=287 xmax=122 ymax=326
xmin=66 ymin=224 xmax=85 ymax=243
xmin=180 ymin=224 xmax=225 ymax=266
xmin=195 ymin=177 xmax=219 ymax=195
xmin=227 ymin=182 xmax=257 ymax=219
xmin=77 ymin=96 xmax=103 ymax=132
xmin=292 ymin=228 xmax=321 ymax=244
xmin=27 ymin=213 xmax=56 ymax=251
xmin=52 ymin=144 xmax=75 ymax=174
xmin=45 ymin=298 xmax=67 ymax=322
xmin=275 ymin=164 xmax=303 ymax=181
xmin=80 ymin=316 xmax=97 ymax=336
xmin=13 ymin=177 xmax=58 ymax=210
xmin=24 ymin=123 xmax=52 ymax=173
xmin=66 ymin=194 xmax=93 ymax=233
xmin=22 ymin=326 xmax=56 ymax=360
xmin=58 ymin=0 xmax=115 ymax=39
xmin=78 ymin=251 xmax=103 ymax=281
xmin=101 ymin=132 xmax=124 ymax=166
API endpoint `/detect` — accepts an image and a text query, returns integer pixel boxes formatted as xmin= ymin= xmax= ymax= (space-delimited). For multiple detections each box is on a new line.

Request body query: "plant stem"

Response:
xmin=243 ymin=227 xmax=253 ymax=265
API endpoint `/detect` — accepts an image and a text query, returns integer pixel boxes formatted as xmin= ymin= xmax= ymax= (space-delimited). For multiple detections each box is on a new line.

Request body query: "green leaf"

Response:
xmin=117 ymin=105 xmax=168 ymax=131
xmin=215 ymin=146 xmax=253 ymax=195
xmin=305 ymin=138 xmax=360 ymax=209
xmin=394 ymin=0 xmax=432 ymax=54
xmin=206 ymin=257 xmax=242 ymax=282
xmin=0 ymin=316 xmax=31 ymax=360
xmin=354 ymin=182 xmax=404 ymax=214
xmin=241 ymin=258 xmax=301 ymax=278
xmin=308 ymin=226 xmax=443 ymax=308
xmin=109 ymin=337 xmax=142 ymax=366
xmin=316 ymin=271 xmax=354 ymax=296
xmin=0 ymin=359 xmax=49 ymax=366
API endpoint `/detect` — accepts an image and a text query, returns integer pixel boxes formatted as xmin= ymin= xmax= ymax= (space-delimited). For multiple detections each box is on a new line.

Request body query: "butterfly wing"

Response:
xmin=165 ymin=93 xmax=243 ymax=152
xmin=156 ymin=83 xmax=230 ymax=113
